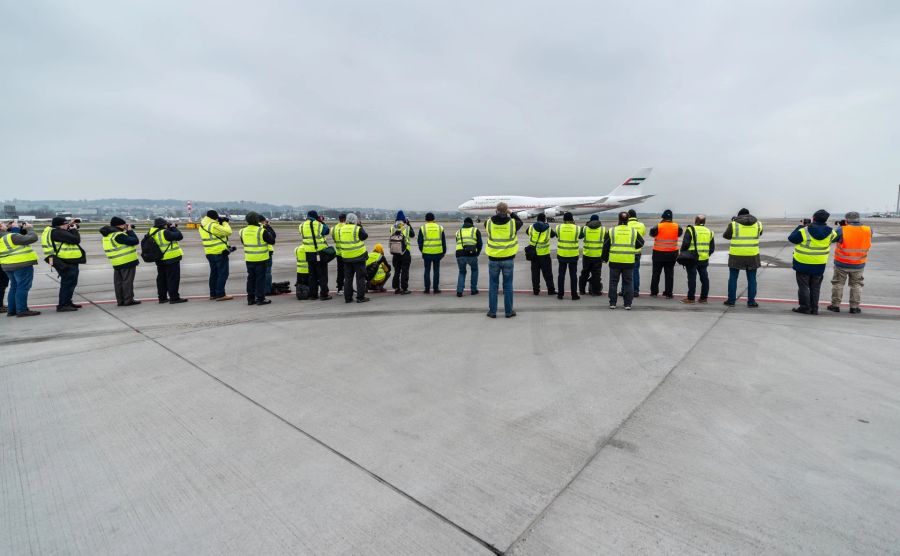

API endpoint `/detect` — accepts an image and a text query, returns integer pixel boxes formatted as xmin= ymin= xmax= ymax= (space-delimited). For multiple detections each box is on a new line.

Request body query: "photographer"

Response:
xmin=788 ymin=210 xmax=839 ymax=315
xmin=41 ymin=216 xmax=86 ymax=312
xmin=241 ymin=212 xmax=276 ymax=305
xmin=150 ymin=217 xmax=187 ymax=304
xmin=828 ymin=212 xmax=872 ymax=314
xmin=484 ymin=202 xmax=522 ymax=318
xmin=199 ymin=210 xmax=234 ymax=301
xmin=100 ymin=217 xmax=141 ymax=307
xmin=261 ymin=216 xmax=276 ymax=295
xmin=0 ymin=220 xmax=40 ymax=317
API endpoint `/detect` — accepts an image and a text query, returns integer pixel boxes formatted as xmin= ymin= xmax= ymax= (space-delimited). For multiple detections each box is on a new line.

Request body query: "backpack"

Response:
xmin=389 ymin=229 xmax=406 ymax=255
xmin=140 ymin=229 xmax=165 ymax=263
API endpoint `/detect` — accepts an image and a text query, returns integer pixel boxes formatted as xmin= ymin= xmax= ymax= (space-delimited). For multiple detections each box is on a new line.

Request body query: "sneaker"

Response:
xmin=625 ymin=306 xmax=632 ymax=310
xmin=556 ymin=294 xmax=564 ymax=300
xmin=356 ymin=297 xmax=370 ymax=303
xmin=125 ymin=300 xmax=142 ymax=306
xmin=850 ymin=307 xmax=862 ymax=314
xmin=423 ymin=289 xmax=430 ymax=294
xmin=319 ymin=295 xmax=332 ymax=301
xmin=505 ymin=311 xmax=517 ymax=318
xmin=17 ymin=310 xmax=41 ymax=317
xmin=664 ymin=295 xmax=673 ymax=299
xmin=572 ymin=294 xmax=581 ymax=301
xmin=471 ymin=290 xmax=479 ymax=295
xmin=533 ymin=290 xmax=540 ymax=296
xmin=698 ymin=298 xmax=708 ymax=304
xmin=548 ymin=290 xmax=557 ymax=296
xmin=256 ymin=299 xmax=272 ymax=305
xmin=434 ymin=289 xmax=442 ymax=294
xmin=159 ymin=298 xmax=168 ymax=304
xmin=170 ymin=298 xmax=188 ymax=304
xmin=248 ymin=299 xmax=257 ymax=305
xmin=457 ymin=292 xmax=463 ymax=297
xmin=810 ymin=308 xmax=819 ymax=315
xmin=400 ymin=290 xmax=411 ymax=295
xmin=394 ymin=289 xmax=402 ymax=295
xmin=792 ymin=307 xmax=810 ymax=314
xmin=69 ymin=303 xmax=83 ymax=309
xmin=747 ymin=301 xmax=759 ymax=308
xmin=650 ymin=293 xmax=658 ymax=298
xmin=486 ymin=312 xmax=496 ymax=318
xmin=680 ymin=298 xmax=695 ymax=304
xmin=633 ymin=292 xmax=641 ymax=298
xmin=56 ymin=305 xmax=78 ymax=312
xmin=826 ymin=305 xmax=840 ymax=313
xmin=723 ymin=301 xmax=735 ymax=307
xmin=216 ymin=295 xmax=234 ymax=301
xmin=609 ymin=304 xmax=616 ymax=310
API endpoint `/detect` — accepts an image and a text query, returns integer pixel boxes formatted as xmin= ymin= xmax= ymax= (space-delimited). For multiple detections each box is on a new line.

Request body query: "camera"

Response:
xmin=227 ymin=245 xmax=237 ymax=253
xmin=801 ymin=218 xmax=811 ymax=226
xmin=834 ymin=219 xmax=847 ymax=227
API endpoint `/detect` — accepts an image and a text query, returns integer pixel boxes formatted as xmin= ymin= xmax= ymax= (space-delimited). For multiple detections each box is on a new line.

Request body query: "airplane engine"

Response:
xmin=543 ymin=208 xmax=559 ymax=219
xmin=515 ymin=210 xmax=532 ymax=220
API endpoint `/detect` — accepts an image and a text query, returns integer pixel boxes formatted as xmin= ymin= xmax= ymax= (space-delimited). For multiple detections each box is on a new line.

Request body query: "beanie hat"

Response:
xmin=661 ymin=209 xmax=673 ymax=220
xmin=51 ymin=216 xmax=68 ymax=227
xmin=589 ymin=214 xmax=599 ymax=221
xmin=425 ymin=212 xmax=435 ymax=221
xmin=563 ymin=212 xmax=574 ymax=222
xmin=338 ymin=213 xmax=347 ymax=222
xmin=245 ymin=211 xmax=260 ymax=226
xmin=307 ymin=210 xmax=318 ymax=219
xmin=537 ymin=213 xmax=547 ymax=222
xmin=813 ymin=209 xmax=830 ymax=223
xmin=738 ymin=208 xmax=750 ymax=216
xmin=463 ymin=217 xmax=473 ymax=225
xmin=627 ymin=209 xmax=637 ymax=218
xmin=396 ymin=210 xmax=407 ymax=222
xmin=845 ymin=211 xmax=860 ymax=223
xmin=153 ymin=217 xmax=168 ymax=228
xmin=346 ymin=213 xmax=359 ymax=224
xmin=206 ymin=210 xmax=219 ymax=220
xmin=110 ymin=216 xmax=126 ymax=227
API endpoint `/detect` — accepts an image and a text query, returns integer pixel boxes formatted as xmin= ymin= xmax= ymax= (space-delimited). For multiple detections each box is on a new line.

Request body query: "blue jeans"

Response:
xmin=686 ymin=263 xmax=709 ymax=300
xmin=727 ymin=267 xmax=757 ymax=304
xmin=456 ymin=256 xmax=479 ymax=293
xmin=206 ymin=253 xmax=230 ymax=297
xmin=633 ymin=254 xmax=642 ymax=292
xmin=56 ymin=262 xmax=79 ymax=308
xmin=6 ymin=266 xmax=34 ymax=315
xmin=423 ymin=254 xmax=442 ymax=291
xmin=488 ymin=259 xmax=514 ymax=316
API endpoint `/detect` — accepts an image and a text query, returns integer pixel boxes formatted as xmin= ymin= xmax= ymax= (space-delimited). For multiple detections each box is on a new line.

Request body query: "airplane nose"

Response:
xmin=458 ymin=200 xmax=473 ymax=210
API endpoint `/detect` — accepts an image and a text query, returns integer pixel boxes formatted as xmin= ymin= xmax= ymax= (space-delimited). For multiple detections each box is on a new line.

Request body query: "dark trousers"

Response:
xmin=344 ymin=260 xmax=367 ymax=301
xmin=306 ymin=253 xmax=329 ymax=298
xmin=685 ymin=263 xmax=709 ymax=300
xmin=633 ymin=254 xmax=642 ymax=293
xmin=650 ymin=259 xmax=675 ymax=296
xmin=56 ymin=262 xmax=80 ymax=308
xmin=579 ymin=256 xmax=603 ymax=295
xmin=423 ymin=255 xmax=442 ymax=291
xmin=206 ymin=253 xmax=230 ymax=298
xmin=0 ymin=270 xmax=8 ymax=306
xmin=530 ymin=255 xmax=555 ymax=293
xmin=296 ymin=272 xmax=310 ymax=299
xmin=264 ymin=255 xmax=273 ymax=294
xmin=557 ymin=257 xmax=578 ymax=297
xmin=336 ymin=256 xmax=345 ymax=291
xmin=796 ymin=272 xmax=824 ymax=312
xmin=113 ymin=265 xmax=136 ymax=305
xmin=608 ymin=265 xmax=634 ymax=307
xmin=155 ymin=262 xmax=181 ymax=302
xmin=392 ymin=252 xmax=411 ymax=291
xmin=246 ymin=261 xmax=267 ymax=303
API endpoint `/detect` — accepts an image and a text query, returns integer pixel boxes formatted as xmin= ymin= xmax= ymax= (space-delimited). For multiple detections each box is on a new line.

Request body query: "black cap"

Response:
xmin=537 ymin=213 xmax=546 ymax=222
xmin=246 ymin=211 xmax=260 ymax=226
xmin=661 ymin=209 xmax=673 ymax=220
xmin=813 ymin=209 xmax=830 ymax=223
xmin=110 ymin=216 xmax=126 ymax=227
xmin=206 ymin=210 xmax=219 ymax=220
xmin=627 ymin=209 xmax=637 ymax=218
xmin=463 ymin=217 xmax=473 ymax=225
xmin=738 ymin=208 xmax=750 ymax=216
xmin=563 ymin=212 xmax=574 ymax=222
xmin=425 ymin=212 xmax=435 ymax=221
xmin=153 ymin=217 xmax=168 ymax=228
xmin=307 ymin=210 xmax=318 ymax=219
xmin=51 ymin=216 xmax=68 ymax=227
xmin=590 ymin=214 xmax=599 ymax=221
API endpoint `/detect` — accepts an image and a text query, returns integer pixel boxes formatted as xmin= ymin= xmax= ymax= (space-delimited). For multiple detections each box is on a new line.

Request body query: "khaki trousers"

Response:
xmin=831 ymin=266 xmax=864 ymax=308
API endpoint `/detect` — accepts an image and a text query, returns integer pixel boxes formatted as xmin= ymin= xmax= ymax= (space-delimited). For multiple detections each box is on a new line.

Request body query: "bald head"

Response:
xmin=695 ymin=214 xmax=706 ymax=225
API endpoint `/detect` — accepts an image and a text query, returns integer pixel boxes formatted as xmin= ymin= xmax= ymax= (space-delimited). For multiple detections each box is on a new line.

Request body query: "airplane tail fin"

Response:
xmin=609 ymin=167 xmax=652 ymax=197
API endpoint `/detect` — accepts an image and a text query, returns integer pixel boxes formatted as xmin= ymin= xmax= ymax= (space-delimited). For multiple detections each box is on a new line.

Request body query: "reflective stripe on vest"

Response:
xmin=485 ymin=220 xmax=518 ymax=258
xmin=729 ymin=221 xmax=762 ymax=256
xmin=295 ymin=246 xmax=310 ymax=273
xmin=627 ymin=218 xmax=646 ymax=254
xmin=527 ymin=226 xmax=551 ymax=256
xmin=300 ymin=220 xmax=326 ymax=252
xmin=455 ymin=227 xmax=477 ymax=251
xmin=0 ymin=233 xmax=39 ymax=265
xmin=389 ymin=224 xmax=412 ymax=250
xmin=338 ymin=224 xmax=366 ymax=259
xmin=609 ymin=225 xmax=637 ymax=264
xmin=241 ymin=225 xmax=269 ymax=262
xmin=331 ymin=223 xmax=345 ymax=255
xmin=41 ymin=226 xmax=81 ymax=260
xmin=421 ymin=222 xmax=444 ymax=254
xmin=366 ymin=251 xmax=387 ymax=282
xmin=793 ymin=228 xmax=836 ymax=265
xmin=690 ymin=225 xmax=714 ymax=262
xmin=834 ymin=225 xmax=871 ymax=265
xmin=102 ymin=232 xmax=139 ymax=267
xmin=198 ymin=217 xmax=231 ymax=255
xmin=150 ymin=227 xmax=184 ymax=261
xmin=582 ymin=226 xmax=605 ymax=257
xmin=653 ymin=221 xmax=679 ymax=251
xmin=555 ymin=223 xmax=581 ymax=258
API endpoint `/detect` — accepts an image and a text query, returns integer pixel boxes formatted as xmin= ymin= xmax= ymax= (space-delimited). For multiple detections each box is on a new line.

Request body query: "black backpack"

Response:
xmin=140 ymin=229 xmax=166 ymax=263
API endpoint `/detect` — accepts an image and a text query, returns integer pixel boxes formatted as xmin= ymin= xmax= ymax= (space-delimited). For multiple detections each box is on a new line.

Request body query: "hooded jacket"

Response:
xmin=48 ymin=226 xmax=86 ymax=265
xmin=455 ymin=220 xmax=483 ymax=257
xmin=0 ymin=227 xmax=39 ymax=271
xmin=722 ymin=214 xmax=762 ymax=270
xmin=649 ymin=219 xmax=683 ymax=261
xmin=99 ymin=225 xmax=140 ymax=269
xmin=485 ymin=213 xmax=523 ymax=261
xmin=680 ymin=226 xmax=716 ymax=264
xmin=788 ymin=222 xmax=841 ymax=275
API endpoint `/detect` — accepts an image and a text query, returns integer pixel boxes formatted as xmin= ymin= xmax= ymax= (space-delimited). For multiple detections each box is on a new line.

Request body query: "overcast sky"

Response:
xmin=2 ymin=0 xmax=899 ymax=215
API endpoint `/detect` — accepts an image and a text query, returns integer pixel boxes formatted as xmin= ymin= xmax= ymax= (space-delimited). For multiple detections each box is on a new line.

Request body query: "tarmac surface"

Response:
xmin=3 ymin=218 xmax=900 ymax=555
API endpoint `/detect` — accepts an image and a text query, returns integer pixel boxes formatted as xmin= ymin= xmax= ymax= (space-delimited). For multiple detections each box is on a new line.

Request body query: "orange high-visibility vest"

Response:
xmin=653 ymin=221 xmax=679 ymax=252
xmin=834 ymin=225 xmax=871 ymax=265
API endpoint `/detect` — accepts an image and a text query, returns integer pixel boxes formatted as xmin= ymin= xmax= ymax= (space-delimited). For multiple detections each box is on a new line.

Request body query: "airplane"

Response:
xmin=457 ymin=168 xmax=654 ymax=220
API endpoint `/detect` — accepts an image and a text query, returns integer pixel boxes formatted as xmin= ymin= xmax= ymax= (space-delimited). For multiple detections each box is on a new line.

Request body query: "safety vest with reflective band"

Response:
xmin=653 ymin=221 xmax=679 ymax=252
xmin=627 ymin=218 xmax=646 ymax=254
xmin=609 ymin=225 xmax=638 ymax=264
xmin=582 ymin=226 xmax=606 ymax=258
xmin=198 ymin=217 xmax=232 ymax=255
xmin=389 ymin=224 xmax=413 ymax=251
xmin=295 ymin=246 xmax=309 ymax=274
xmin=149 ymin=227 xmax=183 ymax=261
xmin=366 ymin=251 xmax=387 ymax=282
xmin=300 ymin=220 xmax=327 ymax=252
xmin=241 ymin=225 xmax=269 ymax=262
xmin=102 ymin=232 xmax=139 ymax=267
xmin=0 ymin=233 xmax=39 ymax=265
xmin=41 ymin=226 xmax=82 ymax=261
xmin=555 ymin=223 xmax=581 ymax=258
xmin=338 ymin=224 xmax=367 ymax=259
xmin=834 ymin=225 xmax=871 ymax=266
xmin=793 ymin=227 xmax=837 ymax=266
xmin=686 ymin=225 xmax=713 ymax=262
xmin=485 ymin=219 xmax=518 ymax=258
xmin=421 ymin=222 xmax=444 ymax=254
xmin=728 ymin=221 xmax=762 ymax=256
xmin=331 ymin=223 xmax=345 ymax=256
xmin=455 ymin=226 xmax=478 ymax=252
xmin=527 ymin=225 xmax=551 ymax=256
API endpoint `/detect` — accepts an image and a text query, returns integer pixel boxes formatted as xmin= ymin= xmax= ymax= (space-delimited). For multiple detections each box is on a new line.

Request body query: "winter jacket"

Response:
xmin=417 ymin=224 xmax=447 ymax=256
xmin=48 ymin=227 xmax=86 ymax=265
xmin=649 ymin=220 xmax=683 ymax=262
xmin=486 ymin=213 xmax=524 ymax=261
xmin=680 ymin=226 xmax=716 ymax=266
xmin=0 ymin=228 xmax=39 ymax=271
xmin=722 ymin=214 xmax=762 ymax=270
xmin=455 ymin=223 xmax=483 ymax=258
xmin=99 ymin=226 xmax=140 ymax=269
xmin=601 ymin=226 xmax=645 ymax=268
xmin=788 ymin=223 xmax=841 ymax=276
